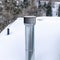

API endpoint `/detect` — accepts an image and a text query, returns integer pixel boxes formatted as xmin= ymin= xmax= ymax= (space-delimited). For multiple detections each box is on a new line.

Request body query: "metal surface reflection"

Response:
xmin=24 ymin=16 xmax=36 ymax=60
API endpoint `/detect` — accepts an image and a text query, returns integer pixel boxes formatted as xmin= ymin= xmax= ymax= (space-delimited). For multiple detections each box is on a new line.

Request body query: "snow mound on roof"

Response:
xmin=0 ymin=17 xmax=25 ymax=60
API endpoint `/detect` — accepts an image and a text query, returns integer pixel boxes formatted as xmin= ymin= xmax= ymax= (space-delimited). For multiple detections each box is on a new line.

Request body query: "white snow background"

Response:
xmin=0 ymin=17 xmax=60 ymax=60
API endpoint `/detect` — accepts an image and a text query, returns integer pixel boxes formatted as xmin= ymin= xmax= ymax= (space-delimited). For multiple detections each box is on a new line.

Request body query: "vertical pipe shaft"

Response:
xmin=24 ymin=16 xmax=36 ymax=60
xmin=25 ymin=24 xmax=34 ymax=60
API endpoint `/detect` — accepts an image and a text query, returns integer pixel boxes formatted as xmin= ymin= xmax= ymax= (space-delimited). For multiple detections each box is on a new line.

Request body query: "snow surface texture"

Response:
xmin=0 ymin=17 xmax=60 ymax=60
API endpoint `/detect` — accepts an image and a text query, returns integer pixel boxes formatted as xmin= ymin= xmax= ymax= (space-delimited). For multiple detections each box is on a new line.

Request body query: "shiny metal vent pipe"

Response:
xmin=24 ymin=16 xmax=36 ymax=60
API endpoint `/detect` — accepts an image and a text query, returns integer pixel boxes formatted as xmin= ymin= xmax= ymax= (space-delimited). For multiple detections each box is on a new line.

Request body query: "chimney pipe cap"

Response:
xmin=24 ymin=16 xmax=36 ymax=25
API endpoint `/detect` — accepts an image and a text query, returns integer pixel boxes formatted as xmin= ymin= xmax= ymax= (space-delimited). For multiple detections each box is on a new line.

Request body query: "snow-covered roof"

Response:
xmin=0 ymin=17 xmax=60 ymax=60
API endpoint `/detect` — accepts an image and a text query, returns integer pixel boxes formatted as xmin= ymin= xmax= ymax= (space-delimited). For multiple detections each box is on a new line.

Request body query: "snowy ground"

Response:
xmin=0 ymin=17 xmax=60 ymax=60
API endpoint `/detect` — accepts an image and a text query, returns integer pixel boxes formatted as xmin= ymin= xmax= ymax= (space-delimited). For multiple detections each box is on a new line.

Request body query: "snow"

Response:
xmin=0 ymin=17 xmax=60 ymax=60
xmin=35 ymin=17 xmax=60 ymax=60
xmin=0 ymin=18 xmax=25 ymax=60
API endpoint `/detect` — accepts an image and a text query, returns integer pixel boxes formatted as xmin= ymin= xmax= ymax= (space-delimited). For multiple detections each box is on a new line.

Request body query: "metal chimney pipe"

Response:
xmin=24 ymin=16 xmax=36 ymax=60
